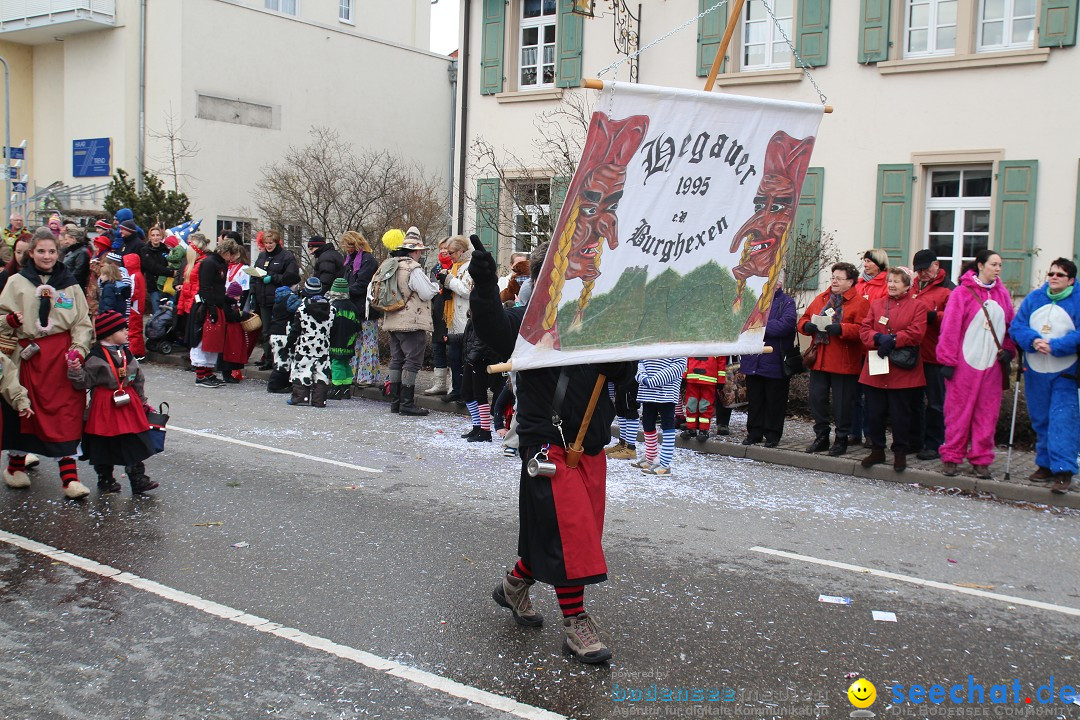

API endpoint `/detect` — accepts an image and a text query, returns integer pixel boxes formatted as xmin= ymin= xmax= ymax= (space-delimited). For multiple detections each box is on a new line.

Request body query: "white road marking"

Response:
xmin=751 ymin=546 xmax=1080 ymax=618
xmin=0 ymin=529 xmax=566 ymax=720
xmin=171 ymin=425 xmax=383 ymax=474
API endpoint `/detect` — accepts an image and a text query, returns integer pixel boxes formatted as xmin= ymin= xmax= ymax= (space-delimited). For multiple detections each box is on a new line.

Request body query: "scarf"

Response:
xmin=20 ymin=262 xmax=79 ymax=333
xmin=1047 ymin=284 xmax=1074 ymax=302
xmin=860 ymin=270 xmax=877 ymax=284
xmin=441 ymin=260 xmax=466 ymax=330
xmin=973 ymin=275 xmax=996 ymax=290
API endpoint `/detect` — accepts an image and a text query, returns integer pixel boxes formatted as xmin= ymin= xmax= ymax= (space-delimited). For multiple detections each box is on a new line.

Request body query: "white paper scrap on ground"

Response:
xmin=868 ymin=352 xmax=890 ymax=376
xmin=872 ymin=610 xmax=897 ymax=622
xmin=818 ymin=595 xmax=853 ymax=605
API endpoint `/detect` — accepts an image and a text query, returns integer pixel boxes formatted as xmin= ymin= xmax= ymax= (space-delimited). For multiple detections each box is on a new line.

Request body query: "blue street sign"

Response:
xmin=11 ymin=182 xmax=26 ymax=193
xmin=72 ymin=138 xmax=111 ymax=178
xmin=6 ymin=167 xmax=15 ymax=179
xmin=4 ymin=147 xmax=24 ymax=160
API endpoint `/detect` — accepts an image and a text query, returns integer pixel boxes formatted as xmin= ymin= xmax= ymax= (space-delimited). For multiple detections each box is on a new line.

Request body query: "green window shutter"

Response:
xmin=1039 ymin=0 xmax=1079 ymax=47
xmin=796 ymin=0 xmax=830 ymax=67
xmin=873 ymin=164 xmax=913 ymax=268
xmin=995 ymin=160 xmax=1038 ymax=297
xmin=556 ymin=0 xmax=584 ymax=88
xmin=477 ymin=177 xmax=501 ymax=259
xmin=791 ymin=167 xmax=825 ymax=290
xmin=550 ymin=176 xmax=571 ymax=231
xmin=480 ymin=0 xmax=505 ymax=95
xmin=1074 ymin=159 xmax=1080 ymax=264
xmin=859 ymin=0 xmax=891 ymax=63
xmin=696 ymin=0 xmax=728 ymax=76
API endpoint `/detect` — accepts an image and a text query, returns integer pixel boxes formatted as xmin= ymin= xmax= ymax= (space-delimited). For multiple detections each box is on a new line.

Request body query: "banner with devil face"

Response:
xmin=514 ymin=83 xmax=823 ymax=371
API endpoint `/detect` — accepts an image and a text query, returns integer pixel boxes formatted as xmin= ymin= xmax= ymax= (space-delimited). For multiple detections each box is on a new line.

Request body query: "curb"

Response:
xmin=144 ymin=352 xmax=1079 ymax=511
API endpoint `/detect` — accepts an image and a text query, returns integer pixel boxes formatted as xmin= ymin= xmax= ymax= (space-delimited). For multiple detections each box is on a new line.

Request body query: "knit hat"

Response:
xmin=94 ymin=219 xmax=113 ymax=232
xmin=863 ymin=249 xmax=889 ymax=271
xmin=119 ymin=219 xmax=138 ymax=233
xmin=274 ymin=285 xmax=292 ymax=303
xmin=307 ymin=236 xmax=327 ymax=249
xmin=163 ymin=235 xmax=179 ymax=249
xmin=114 ymin=208 xmax=134 ymax=224
xmin=912 ymin=248 xmax=937 ymax=271
xmin=329 ymin=277 xmax=349 ymax=297
xmin=95 ymin=311 xmax=127 ymax=339
xmin=302 ymin=277 xmax=322 ymax=297
xmin=226 ymin=281 xmax=243 ymax=299
xmin=105 ymin=252 xmax=123 ymax=264
xmin=92 ymin=235 xmax=111 ymax=253
xmin=400 ymin=226 xmax=426 ymax=251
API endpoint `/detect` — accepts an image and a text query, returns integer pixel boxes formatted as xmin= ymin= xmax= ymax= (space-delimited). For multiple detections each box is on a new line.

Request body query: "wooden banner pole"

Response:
xmin=704 ymin=0 xmax=746 ymax=92
xmin=565 ymin=373 xmax=607 ymax=469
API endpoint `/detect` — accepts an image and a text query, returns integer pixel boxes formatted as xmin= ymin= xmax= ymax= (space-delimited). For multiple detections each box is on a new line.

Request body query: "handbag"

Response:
xmin=784 ymin=345 xmax=807 ymax=377
xmin=800 ymin=339 xmax=819 ymax=369
xmin=721 ymin=363 xmax=748 ymax=408
xmin=146 ymin=402 xmax=169 ymax=455
xmin=963 ymin=285 xmax=1011 ymax=391
xmin=888 ymin=345 xmax=919 ymax=370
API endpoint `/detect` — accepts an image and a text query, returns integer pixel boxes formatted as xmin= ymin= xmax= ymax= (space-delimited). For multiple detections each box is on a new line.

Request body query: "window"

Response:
xmin=512 ymin=181 xmax=551 ymax=253
xmin=519 ymin=0 xmax=557 ymax=89
xmin=284 ymin=224 xmax=304 ymax=249
xmin=977 ymin=0 xmax=1035 ymax=51
xmin=216 ymin=217 xmax=254 ymax=243
xmin=742 ymin=0 xmax=793 ymax=71
xmin=265 ymin=0 xmax=297 ymax=16
xmin=339 ymin=0 xmax=353 ymax=23
xmin=924 ymin=167 xmax=991 ymax=282
xmin=904 ymin=0 xmax=956 ymax=57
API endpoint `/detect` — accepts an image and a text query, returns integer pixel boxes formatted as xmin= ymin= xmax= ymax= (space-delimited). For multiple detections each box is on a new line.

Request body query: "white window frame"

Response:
xmin=264 ymin=0 xmax=298 ymax=16
xmin=511 ymin=180 xmax=552 ymax=254
xmin=741 ymin=0 xmax=794 ymax=71
xmin=216 ymin=217 xmax=255 ymax=244
xmin=976 ymin=0 xmax=1036 ymax=52
xmin=519 ymin=0 xmax=557 ymax=90
xmin=903 ymin=0 xmax=957 ymax=58
xmin=339 ymin=0 xmax=354 ymax=24
xmin=923 ymin=166 xmax=992 ymax=284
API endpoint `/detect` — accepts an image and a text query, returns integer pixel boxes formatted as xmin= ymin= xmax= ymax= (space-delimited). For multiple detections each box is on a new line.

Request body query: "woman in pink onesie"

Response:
xmin=935 ymin=249 xmax=1016 ymax=479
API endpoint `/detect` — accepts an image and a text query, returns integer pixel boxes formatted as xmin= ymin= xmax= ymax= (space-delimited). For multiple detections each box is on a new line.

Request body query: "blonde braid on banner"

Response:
xmin=750 ymin=227 xmax=789 ymax=328
xmin=732 ymin=241 xmax=752 ymax=312
xmin=570 ymin=243 xmax=603 ymax=332
xmin=543 ymin=203 xmax=579 ymax=331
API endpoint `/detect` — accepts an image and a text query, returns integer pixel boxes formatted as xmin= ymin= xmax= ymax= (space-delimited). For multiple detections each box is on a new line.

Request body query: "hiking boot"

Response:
xmin=492 ymin=573 xmax=543 ymax=627
xmin=604 ymin=439 xmax=627 ymax=456
xmin=467 ymin=429 xmax=492 ymax=442
xmin=893 ymin=451 xmax=907 ymax=472
xmin=695 ymin=429 xmax=709 ymax=443
xmin=1051 ymin=474 xmax=1072 ymax=494
xmin=916 ymin=449 xmax=940 ymax=461
xmin=860 ymin=447 xmax=886 ymax=468
xmin=462 ymin=426 xmax=482 ymax=439
xmin=971 ymin=464 xmax=992 ymax=480
xmin=827 ymin=437 xmax=849 ymax=456
xmin=398 ymin=385 xmax=429 ymax=416
xmin=805 ymin=435 xmax=830 ymax=454
xmin=607 ymin=443 xmax=637 ymax=460
xmin=130 ymin=475 xmax=160 ymax=494
xmin=562 ymin=612 xmax=612 ymax=664
xmin=942 ymin=462 xmax=959 ymax=477
xmin=97 ymin=475 xmax=122 ymax=494
xmin=1028 ymin=467 xmax=1053 ymax=484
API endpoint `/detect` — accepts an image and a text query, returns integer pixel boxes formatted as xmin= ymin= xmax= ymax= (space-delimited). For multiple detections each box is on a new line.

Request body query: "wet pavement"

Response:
xmin=1 ymin=364 xmax=1079 ymax=719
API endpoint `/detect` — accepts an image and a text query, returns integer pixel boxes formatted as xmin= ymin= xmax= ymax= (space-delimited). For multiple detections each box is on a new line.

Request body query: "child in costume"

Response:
xmin=631 ymin=357 xmax=688 ymax=476
xmin=326 ymin=277 xmax=361 ymax=399
xmin=682 ymin=357 xmax=721 ymax=442
xmin=286 ymin=277 xmax=333 ymax=408
xmin=97 ymin=256 xmax=130 ymax=317
xmin=67 ymin=311 xmax=158 ymax=495
xmin=0 ymin=352 xmax=32 ymax=451
xmin=220 ymin=281 xmax=248 ymax=383
xmin=266 ymin=285 xmax=302 ymax=393
xmin=122 ymin=253 xmax=146 ymax=358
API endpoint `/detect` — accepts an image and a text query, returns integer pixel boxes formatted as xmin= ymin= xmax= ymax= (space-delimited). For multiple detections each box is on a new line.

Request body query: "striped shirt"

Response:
xmin=635 ymin=357 xmax=687 ymax=404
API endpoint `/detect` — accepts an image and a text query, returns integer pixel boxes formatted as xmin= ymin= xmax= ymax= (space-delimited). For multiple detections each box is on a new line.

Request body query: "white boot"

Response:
xmin=63 ymin=481 xmax=90 ymax=499
xmin=3 ymin=469 xmax=29 ymax=488
xmin=24 ymin=453 xmax=40 ymax=469
xmin=423 ymin=367 xmax=448 ymax=395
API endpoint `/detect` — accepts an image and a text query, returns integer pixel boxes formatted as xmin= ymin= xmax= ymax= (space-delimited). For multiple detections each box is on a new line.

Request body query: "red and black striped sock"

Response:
xmin=195 ymin=367 xmax=212 ymax=379
xmin=556 ymin=585 xmax=585 ymax=617
xmin=510 ymin=559 xmax=532 ymax=581
xmin=58 ymin=457 xmax=78 ymax=487
xmin=7 ymin=454 xmax=26 ymax=475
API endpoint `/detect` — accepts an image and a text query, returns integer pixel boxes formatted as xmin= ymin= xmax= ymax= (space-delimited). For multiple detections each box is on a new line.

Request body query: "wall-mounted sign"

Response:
xmin=72 ymin=138 xmax=112 ymax=177
xmin=12 ymin=182 xmax=26 ymax=193
xmin=5 ymin=147 xmax=24 ymax=160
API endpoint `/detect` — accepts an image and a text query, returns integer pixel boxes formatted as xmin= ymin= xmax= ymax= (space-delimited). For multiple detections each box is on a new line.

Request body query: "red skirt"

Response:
xmin=223 ymin=322 xmax=258 ymax=364
xmin=85 ymin=386 xmax=150 ymax=437
xmin=201 ymin=307 xmax=225 ymax=353
xmin=18 ymin=332 xmax=84 ymax=445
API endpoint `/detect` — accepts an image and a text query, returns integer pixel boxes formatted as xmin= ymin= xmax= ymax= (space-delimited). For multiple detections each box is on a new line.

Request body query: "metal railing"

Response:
xmin=0 ymin=0 xmax=115 ymax=27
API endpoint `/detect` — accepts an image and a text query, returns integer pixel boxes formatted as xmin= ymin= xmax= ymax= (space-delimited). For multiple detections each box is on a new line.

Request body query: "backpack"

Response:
xmin=368 ymin=257 xmax=408 ymax=313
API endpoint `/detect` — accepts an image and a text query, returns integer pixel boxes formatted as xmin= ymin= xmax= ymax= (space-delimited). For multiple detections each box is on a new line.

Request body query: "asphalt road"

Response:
xmin=1 ymin=365 xmax=1078 ymax=720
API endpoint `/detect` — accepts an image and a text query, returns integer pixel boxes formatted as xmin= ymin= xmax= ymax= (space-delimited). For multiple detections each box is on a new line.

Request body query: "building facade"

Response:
xmin=0 ymin=0 xmax=453 ymax=241
xmin=454 ymin=0 xmax=1079 ymax=296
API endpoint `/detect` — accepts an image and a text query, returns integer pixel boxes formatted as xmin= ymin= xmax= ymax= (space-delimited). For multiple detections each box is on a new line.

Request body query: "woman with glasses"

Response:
xmin=1010 ymin=258 xmax=1080 ymax=494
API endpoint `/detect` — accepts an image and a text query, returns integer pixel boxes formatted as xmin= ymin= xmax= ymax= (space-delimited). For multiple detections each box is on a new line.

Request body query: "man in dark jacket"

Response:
xmin=59 ymin=225 xmax=91 ymax=289
xmin=911 ymin=248 xmax=955 ymax=461
xmin=117 ymin=220 xmax=145 ymax=257
xmin=253 ymin=229 xmax=301 ymax=370
xmin=468 ymin=236 xmax=632 ymax=665
xmin=307 ymin=236 xmax=344 ymax=290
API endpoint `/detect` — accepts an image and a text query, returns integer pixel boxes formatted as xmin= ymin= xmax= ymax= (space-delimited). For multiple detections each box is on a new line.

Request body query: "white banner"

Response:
xmin=511 ymin=83 xmax=823 ymax=370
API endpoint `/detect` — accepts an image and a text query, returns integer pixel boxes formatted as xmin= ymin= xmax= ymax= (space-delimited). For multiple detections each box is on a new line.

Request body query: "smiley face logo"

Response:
xmin=847 ymin=679 xmax=876 ymax=708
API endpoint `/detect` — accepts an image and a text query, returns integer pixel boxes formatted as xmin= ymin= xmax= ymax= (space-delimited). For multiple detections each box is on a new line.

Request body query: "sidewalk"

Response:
xmin=146 ymin=352 xmax=1079 ymax=510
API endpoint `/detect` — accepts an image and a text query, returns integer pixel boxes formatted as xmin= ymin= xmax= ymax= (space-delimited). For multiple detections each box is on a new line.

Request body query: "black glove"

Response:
xmin=876 ymin=333 xmax=896 ymax=357
xmin=467 ymin=234 xmax=498 ymax=288
xmin=927 ymin=309 xmax=937 ymax=323
xmin=801 ymin=320 xmax=816 ymax=335
xmin=826 ymin=323 xmax=842 ymax=336
xmin=997 ymin=348 xmax=1015 ymax=364
xmin=941 ymin=365 xmax=955 ymax=381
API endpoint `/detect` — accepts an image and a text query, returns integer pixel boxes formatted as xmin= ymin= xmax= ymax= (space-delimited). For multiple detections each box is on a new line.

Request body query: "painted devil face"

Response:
xmin=566 ymin=164 xmax=625 ymax=282
xmin=734 ymin=173 xmax=795 ymax=262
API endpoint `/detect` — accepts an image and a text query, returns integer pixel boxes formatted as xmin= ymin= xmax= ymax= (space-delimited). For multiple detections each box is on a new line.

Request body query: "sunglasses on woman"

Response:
xmin=1047 ymin=272 xmax=1070 ymax=278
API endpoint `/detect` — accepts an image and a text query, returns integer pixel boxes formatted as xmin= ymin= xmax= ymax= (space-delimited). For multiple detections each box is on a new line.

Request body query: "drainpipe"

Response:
xmin=455 ymin=0 xmax=471 ymax=234
xmin=0 ymin=55 xmax=9 ymax=226
xmin=137 ymin=0 xmax=147 ymax=190
xmin=446 ymin=58 xmax=457 ymax=239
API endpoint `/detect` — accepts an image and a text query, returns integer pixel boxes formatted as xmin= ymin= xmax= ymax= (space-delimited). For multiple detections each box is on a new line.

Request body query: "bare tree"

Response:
xmin=254 ymin=127 xmax=448 ymax=264
xmin=147 ymin=107 xmax=200 ymax=192
xmin=783 ymin=227 xmax=844 ymax=309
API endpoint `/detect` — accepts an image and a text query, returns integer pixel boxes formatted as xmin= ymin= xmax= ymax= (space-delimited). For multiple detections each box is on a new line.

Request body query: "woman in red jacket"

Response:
xmin=858 ymin=268 xmax=928 ymax=471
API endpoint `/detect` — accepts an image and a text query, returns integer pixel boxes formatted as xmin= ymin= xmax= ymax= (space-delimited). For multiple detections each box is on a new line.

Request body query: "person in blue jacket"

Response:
xmin=1009 ymin=258 xmax=1080 ymax=494
xmin=740 ymin=283 xmax=797 ymax=448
